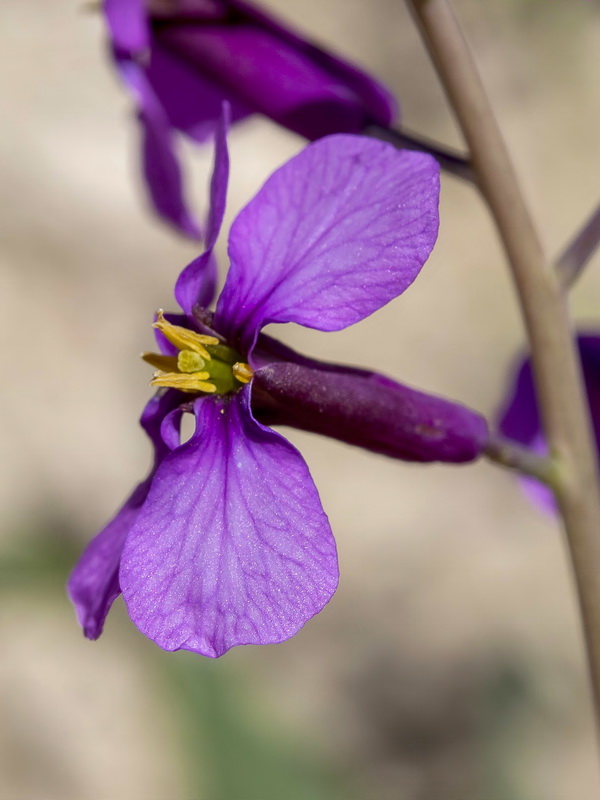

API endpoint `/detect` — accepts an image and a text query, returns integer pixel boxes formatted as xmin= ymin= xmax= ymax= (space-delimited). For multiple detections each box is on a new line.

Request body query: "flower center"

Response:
xmin=142 ymin=311 xmax=253 ymax=395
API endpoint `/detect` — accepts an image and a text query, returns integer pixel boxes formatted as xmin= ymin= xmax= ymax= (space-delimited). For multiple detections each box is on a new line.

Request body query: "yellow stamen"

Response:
xmin=142 ymin=352 xmax=179 ymax=372
xmin=232 ymin=362 xmax=253 ymax=384
xmin=153 ymin=310 xmax=219 ymax=360
xmin=177 ymin=350 xmax=206 ymax=373
xmin=150 ymin=371 xmax=216 ymax=394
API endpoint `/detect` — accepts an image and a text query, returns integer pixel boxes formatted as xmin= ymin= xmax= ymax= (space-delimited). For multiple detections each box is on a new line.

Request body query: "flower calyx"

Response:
xmin=142 ymin=310 xmax=252 ymax=395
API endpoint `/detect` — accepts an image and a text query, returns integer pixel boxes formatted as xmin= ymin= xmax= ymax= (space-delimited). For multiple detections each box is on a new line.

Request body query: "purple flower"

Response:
xmin=104 ymin=0 xmax=396 ymax=237
xmin=497 ymin=335 xmax=600 ymax=513
xmin=69 ymin=116 xmax=452 ymax=657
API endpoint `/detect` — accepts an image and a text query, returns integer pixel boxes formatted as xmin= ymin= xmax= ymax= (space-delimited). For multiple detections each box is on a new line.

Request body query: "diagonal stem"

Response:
xmin=556 ymin=201 xmax=600 ymax=289
xmin=364 ymin=124 xmax=473 ymax=181
xmin=406 ymin=0 xmax=600 ymax=739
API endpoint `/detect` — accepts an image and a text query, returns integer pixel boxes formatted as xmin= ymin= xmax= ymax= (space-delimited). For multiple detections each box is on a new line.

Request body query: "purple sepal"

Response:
xmin=253 ymin=360 xmax=489 ymax=464
xmin=120 ymin=389 xmax=338 ymax=657
xmin=498 ymin=334 xmax=600 ymax=513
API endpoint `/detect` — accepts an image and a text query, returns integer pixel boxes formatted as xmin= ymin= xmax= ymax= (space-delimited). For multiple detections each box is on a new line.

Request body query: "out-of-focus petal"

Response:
xmin=147 ymin=41 xmax=251 ymax=143
xmin=115 ymin=58 xmax=201 ymax=239
xmin=105 ymin=0 xmax=149 ymax=55
xmin=68 ymin=390 xmax=182 ymax=638
xmin=120 ymin=389 xmax=338 ymax=657
xmin=499 ymin=335 xmax=600 ymax=514
xmin=154 ymin=22 xmax=394 ymax=140
xmin=175 ymin=105 xmax=230 ymax=314
xmin=215 ymin=135 xmax=439 ymax=352
xmin=227 ymin=0 xmax=395 ymax=129
xmin=253 ymin=360 xmax=489 ymax=463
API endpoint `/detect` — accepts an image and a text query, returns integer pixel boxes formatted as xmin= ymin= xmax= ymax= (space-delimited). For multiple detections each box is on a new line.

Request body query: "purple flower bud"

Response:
xmin=252 ymin=358 xmax=489 ymax=464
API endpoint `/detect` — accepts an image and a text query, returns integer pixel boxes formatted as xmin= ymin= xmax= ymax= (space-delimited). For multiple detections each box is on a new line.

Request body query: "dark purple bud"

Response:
xmin=252 ymin=360 xmax=489 ymax=464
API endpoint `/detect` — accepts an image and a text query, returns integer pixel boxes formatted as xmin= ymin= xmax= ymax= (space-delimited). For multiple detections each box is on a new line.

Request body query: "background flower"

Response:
xmin=104 ymin=0 xmax=396 ymax=236
xmin=497 ymin=334 xmax=600 ymax=513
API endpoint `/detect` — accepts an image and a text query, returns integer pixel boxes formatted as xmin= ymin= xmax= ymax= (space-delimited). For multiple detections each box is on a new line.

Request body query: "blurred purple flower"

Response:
xmin=498 ymin=335 xmax=600 ymax=513
xmin=104 ymin=0 xmax=396 ymax=237
xmin=69 ymin=118 xmax=487 ymax=657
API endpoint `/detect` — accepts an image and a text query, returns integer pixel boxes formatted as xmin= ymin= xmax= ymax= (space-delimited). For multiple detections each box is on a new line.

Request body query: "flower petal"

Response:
xmin=154 ymin=20 xmax=394 ymax=140
xmin=105 ymin=0 xmax=149 ymax=55
xmin=147 ymin=41 xmax=251 ymax=144
xmin=67 ymin=480 xmax=150 ymax=640
xmin=215 ymin=135 xmax=439 ymax=352
xmin=120 ymin=389 xmax=339 ymax=657
xmin=175 ymin=104 xmax=230 ymax=314
xmin=115 ymin=57 xmax=201 ymax=239
xmin=498 ymin=335 xmax=600 ymax=514
xmin=67 ymin=391 xmax=182 ymax=638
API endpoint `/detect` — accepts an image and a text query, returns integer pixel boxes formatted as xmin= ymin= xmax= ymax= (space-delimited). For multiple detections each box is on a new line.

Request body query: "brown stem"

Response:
xmin=556 ymin=201 xmax=600 ymax=289
xmin=406 ymin=0 xmax=600 ymax=738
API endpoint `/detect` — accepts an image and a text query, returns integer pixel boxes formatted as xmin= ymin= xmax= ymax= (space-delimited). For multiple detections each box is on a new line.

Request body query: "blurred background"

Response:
xmin=1 ymin=1 xmax=600 ymax=798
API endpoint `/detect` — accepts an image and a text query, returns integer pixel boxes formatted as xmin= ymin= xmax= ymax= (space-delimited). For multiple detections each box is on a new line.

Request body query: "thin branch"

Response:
xmin=406 ymin=0 xmax=600 ymax=738
xmin=484 ymin=434 xmax=557 ymax=486
xmin=556 ymin=201 xmax=600 ymax=289
xmin=364 ymin=124 xmax=473 ymax=181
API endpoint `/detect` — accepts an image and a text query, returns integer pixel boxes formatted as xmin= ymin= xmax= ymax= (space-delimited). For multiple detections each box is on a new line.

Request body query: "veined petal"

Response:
xmin=215 ymin=135 xmax=439 ymax=352
xmin=175 ymin=104 xmax=230 ymax=314
xmin=115 ymin=57 xmax=201 ymax=239
xmin=120 ymin=389 xmax=338 ymax=657
xmin=68 ymin=390 xmax=182 ymax=638
xmin=105 ymin=0 xmax=149 ymax=55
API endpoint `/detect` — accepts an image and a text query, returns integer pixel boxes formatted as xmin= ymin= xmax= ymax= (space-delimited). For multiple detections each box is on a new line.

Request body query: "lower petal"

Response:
xmin=67 ymin=479 xmax=150 ymax=639
xmin=120 ymin=390 xmax=338 ymax=657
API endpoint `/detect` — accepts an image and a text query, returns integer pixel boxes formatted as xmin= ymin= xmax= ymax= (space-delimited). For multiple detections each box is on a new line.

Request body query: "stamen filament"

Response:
xmin=153 ymin=310 xmax=218 ymax=360
xmin=150 ymin=371 xmax=216 ymax=394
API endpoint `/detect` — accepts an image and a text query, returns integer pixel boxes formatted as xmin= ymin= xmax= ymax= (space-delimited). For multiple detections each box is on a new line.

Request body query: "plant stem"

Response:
xmin=406 ymin=0 xmax=600 ymax=737
xmin=556 ymin=201 xmax=600 ymax=289
xmin=484 ymin=434 xmax=557 ymax=486
xmin=364 ymin=124 xmax=472 ymax=181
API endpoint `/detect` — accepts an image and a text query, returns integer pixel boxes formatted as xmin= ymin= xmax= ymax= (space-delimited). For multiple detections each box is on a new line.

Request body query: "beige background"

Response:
xmin=1 ymin=1 xmax=600 ymax=797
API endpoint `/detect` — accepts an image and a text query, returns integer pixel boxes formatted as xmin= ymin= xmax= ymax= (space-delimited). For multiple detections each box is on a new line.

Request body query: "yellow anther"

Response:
xmin=177 ymin=350 xmax=206 ymax=374
xmin=232 ymin=362 xmax=253 ymax=384
xmin=150 ymin=371 xmax=216 ymax=394
xmin=153 ymin=310 xmax=219 ymax=360
xmin=141 ymin=352 xmax=179 ymax=372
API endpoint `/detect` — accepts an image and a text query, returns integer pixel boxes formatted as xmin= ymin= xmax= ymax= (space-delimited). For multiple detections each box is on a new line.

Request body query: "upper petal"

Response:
xmin=120 ymin=389 xmax=338 ymax=657
xmin=175 ymin=104 xmax=230 ymax=315
xmin=215 ymin=135 xmax=440 ymax=352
